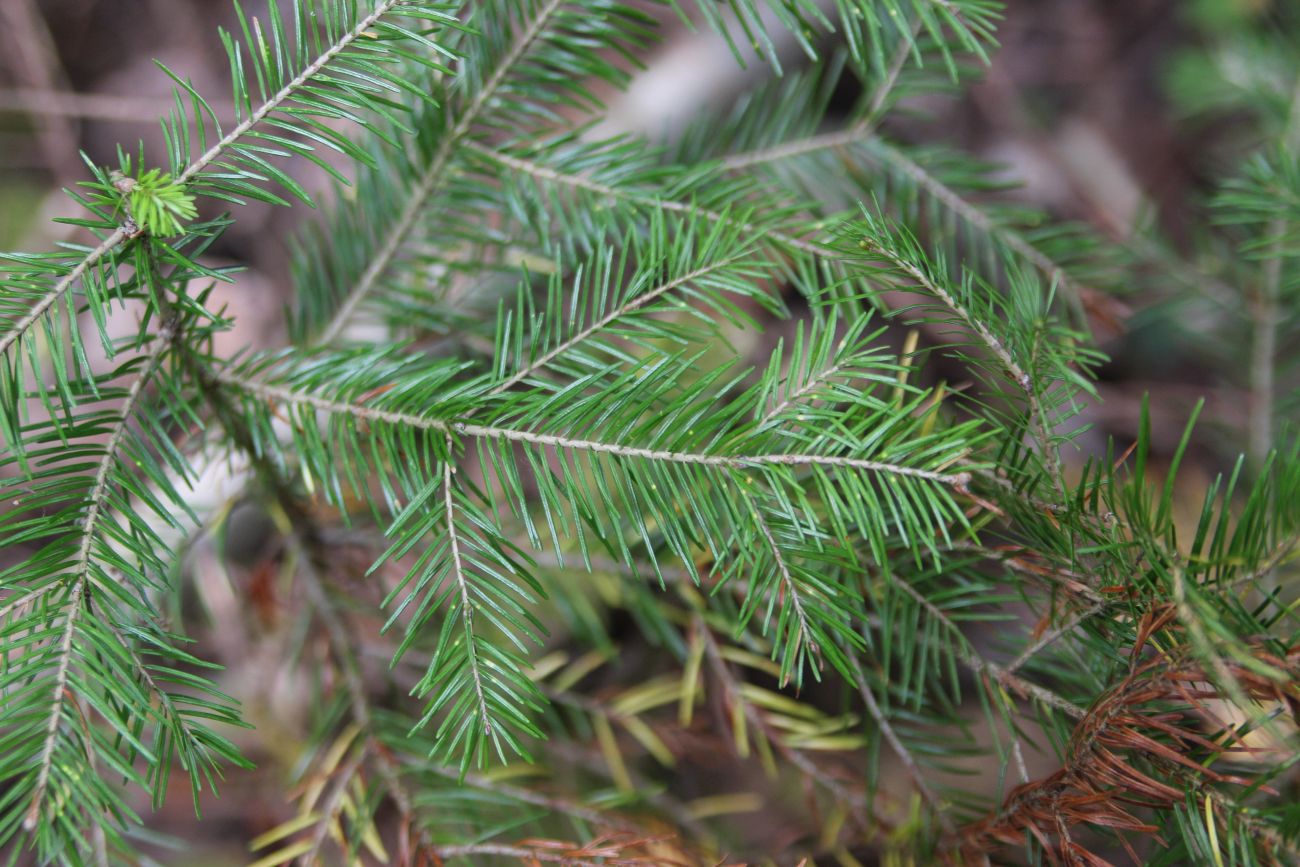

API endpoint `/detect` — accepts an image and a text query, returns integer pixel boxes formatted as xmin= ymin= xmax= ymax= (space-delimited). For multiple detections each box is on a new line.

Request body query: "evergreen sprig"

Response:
xmin=1 ymin=0 xmax=1296 ymax=864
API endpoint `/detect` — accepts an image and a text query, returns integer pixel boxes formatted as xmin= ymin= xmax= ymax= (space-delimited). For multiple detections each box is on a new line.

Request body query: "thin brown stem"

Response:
xmin=423 ymin=765 xmax=644 ymax=833
xmin=888 ymin=577 xmax=1086 ymax=720
xmin=298 ymin=749 xmax=368 ymax=865
xmin=0 ymin=87 xmax=233 ymax=123
xmin=429 ymin=842 xmax=673 ymax=865
xmin=697 ymin=620 xmax=873 ymax=816
xmin=845 ymin=653 xmax=955 ymax=833
xmin=1005 ymin=601 xmax=1108 ymax=676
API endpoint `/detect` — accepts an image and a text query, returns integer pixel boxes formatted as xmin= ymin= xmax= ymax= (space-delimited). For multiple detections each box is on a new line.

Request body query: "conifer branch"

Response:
xmin=854 ymin=231 xmax=1066 ymax=492
xmin=720 ymin=117 xmax=1134 ymax=343
xmin=318 ymin=0 xmax=568 ymax=344
xmin=844 ymin=652 xmax=955 ymax=833
xmin=739 ymin=485 xmax=820 ymax=672
xmin=720 ymin=127 xmax=862 ymax=173
xmin=856 ymin=235 xmax=1027 ymax=386
xmin=723 ymin=132 xmax=1105 ymax=321
xmin=442 ymin=447 xmax=495 ymax=737
xmin=857 ymin=138 xmax=1087 ymax=298
xmin=1004 ymin=600 xmax=1108 ymax=675
xmin=860 ymin=17 xmax=925 ymax=126
xmin=490 ymin=256 xmax=747 ymax=394
xmin=887 ymin=574 xmax=1086 ymax=720
xmin=0 ymin=228 xmax=128 ymax=359
xmin=758 ymin=358 xmax=846 ymax=423
xmin=462 ymin=141 xmax=831 ymax=259
xmin=0 ymin=578 xmax=59 ymax=623
xmin=23 ymin=319 xmax=178 ymax=832
xmin=193 ymin=361 xmax=434 ymax=861
xmin=7 ymin=1 xmax=1293 ymax=860
xmin=215 ymin=372 xmax=976 ymax=486
xmin=950 ymin=541 xmax=1107 ymax=605
xmin=176 ymin=0 xmax=413 ymax=186
xmin=2 ymin=0 xmax=438 ymax=363
xmin=945 ymin=615 xmax=1300 ymax=864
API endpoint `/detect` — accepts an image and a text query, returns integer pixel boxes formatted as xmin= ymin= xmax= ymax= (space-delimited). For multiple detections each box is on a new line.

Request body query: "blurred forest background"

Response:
xmin=0 ymin=0 xmax=1296 ymax=863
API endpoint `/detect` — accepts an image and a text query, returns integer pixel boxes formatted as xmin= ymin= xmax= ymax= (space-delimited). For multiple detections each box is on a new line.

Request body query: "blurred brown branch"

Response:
xmin=0 ymin=86 xmax=234 ymax=124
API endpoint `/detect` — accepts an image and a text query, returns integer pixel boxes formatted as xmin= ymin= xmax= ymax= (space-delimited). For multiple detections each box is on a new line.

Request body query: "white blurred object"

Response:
xmin=596 ymin=0 xmax=834 ymax=140
xmin=1054 ymin=117 xmax=1144 ymax=234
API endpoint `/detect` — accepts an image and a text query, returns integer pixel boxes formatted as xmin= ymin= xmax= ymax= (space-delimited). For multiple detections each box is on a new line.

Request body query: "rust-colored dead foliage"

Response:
xmin=943 ymin=605 xmax=1300 ymax=866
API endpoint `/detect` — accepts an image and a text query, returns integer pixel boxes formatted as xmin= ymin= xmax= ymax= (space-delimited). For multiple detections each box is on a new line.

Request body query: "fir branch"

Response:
xmin=722 ymin=130 xmax=1116 ymax=327
xmin=462 ymin=140 xmax=831 ymax=260
xmin=856 ymin=137 xmax=1094 ymax=308
xmin=848 ymin=223 xmax=1067 ymax=496
xmin=944 ymin=614 xmax=1300 ymax=865
xmin=853 ymin=232 xmax=1028 ymax=389
xmin=720 ymin=126 xmax=862 ymax=173
xmin=8 ymin=0 xmax=1296 ymax=860
xmin=442 ymin=446 xmax=495 ymax=739
xmin=214 ymin=371 xmax=975 ymax=486
xmin=176 ymin=0 xmax=420 ymax=187
xmin=757 ymin=355 xmax=847 ymax=423
xmin=489 ymin=255 xmax=749 ymax=395
xmin=1004 ymin=600 xmax=1109 ymax=676
xmin=0 ymin=228 xmax=128 ymax=359
xmin=953 ymin=541 xmax=1108 ymax=604
xmin=318 ymin=0 xmax=569 ymax=344
xmin=1 ymin=0 xmax=451 ymax=366
xmin=860 ymin=16 xmax=927 ymax=125
xmin=1220 ymin=537 xmax=1299 ymax=592
xmin=887 ymin=572 xmax=1086 ymax=720
xmin=743 ymin=487 xmax=820 ymax=671
xmin=407 ymin=176 xmax=1042 ymax=536
xmin=190 ymin=353 xmax=435 ymax=852
xmin=844 ymin=652 xmax=955 ymax=834
xmin=23 ymin=318 xmax=178 ymax=832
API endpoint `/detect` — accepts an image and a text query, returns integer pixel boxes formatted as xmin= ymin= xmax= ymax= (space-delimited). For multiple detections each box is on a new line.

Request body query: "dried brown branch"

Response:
xmin=943 ymin=605 xmax=1300 ymax=866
